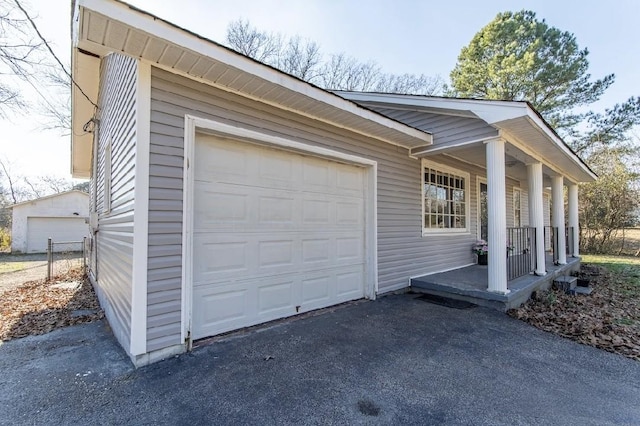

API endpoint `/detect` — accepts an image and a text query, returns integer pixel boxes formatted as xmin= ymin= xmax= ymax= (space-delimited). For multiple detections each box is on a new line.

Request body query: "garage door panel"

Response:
xmin=195 ymin=185 xmax=363 ymax=231
xmin=336 ymin=237 xmax=364 ymax=261
xmin=194 ymin=276 xmax=299 ymax=338
xmin=193 ymin=239 xmax=250 ymax=281
xmin=302 ymin=199 xmax=331 ymax=225
xmin=192 ymin=134 xmax=367 ymax=340
xmin=257 ymin=280 xmax=295 ymax=315
xmin=258 ymin=151 xmax=296 ymax=182
xmin=194 ymin=188 xmax=248 ymax=224
xmin=299 ymin=266 xmax=364 ymax=311
xmin=336 ymin=271 xmax=365 ymax=299
xmin=336 ymin=201 xmax=364 ymax=225
xmin=26 ymin=217 xmax=88 ymax=253
xmin=258 ymin=195 xmax=296 ymax=225
xmin=258 ymin=239 xmax=295 ymax=268
xmin=336 ymin=164 xmax=365 ymax=192
xmin=301 ymin=238 xmax=330 ymax=264
xmin=302 ymin=159 xmax=331 ymax=188
xmin=193 ymin=284 xmax=250 ymax=337
xmin=301 ymin=275 xmax=331 ymax=305
xmin=195 ymin=139 xmax=249 ymax=178
xmin=195 ymin=230 xmax=365 ymax=285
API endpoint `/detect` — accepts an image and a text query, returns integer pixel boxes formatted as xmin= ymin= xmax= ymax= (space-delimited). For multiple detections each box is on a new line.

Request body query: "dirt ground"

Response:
xmin=0 ymin=253 xmax=85 ymax=296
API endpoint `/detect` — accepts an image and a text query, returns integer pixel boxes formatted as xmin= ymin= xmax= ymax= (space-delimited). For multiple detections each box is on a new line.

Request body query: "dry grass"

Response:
xmin=584 ymin=227 xmax=640 ymax=256
xmin=0 ymin=262 xmax=28 ymax=274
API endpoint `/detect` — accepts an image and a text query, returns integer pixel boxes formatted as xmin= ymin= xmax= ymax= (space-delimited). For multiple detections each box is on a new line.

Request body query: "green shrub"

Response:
xmin=0 ymin=227 xmax=11 ymax=251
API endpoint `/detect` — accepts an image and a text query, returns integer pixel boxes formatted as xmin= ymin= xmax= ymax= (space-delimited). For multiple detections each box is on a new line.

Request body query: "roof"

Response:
xmin=9 ymin=190 xmax=89 ymax=208
xmin=70 ymin=0 xmax=432 ymax=178
xmin=335 ymin=91 xmax=597 ymax=183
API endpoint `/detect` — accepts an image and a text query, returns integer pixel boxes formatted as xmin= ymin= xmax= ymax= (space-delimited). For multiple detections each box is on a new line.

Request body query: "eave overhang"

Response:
xmin=70 ymin=0 xmax=432 ymax=178
xmin=335 ymin=91 xmax=597 ymax=184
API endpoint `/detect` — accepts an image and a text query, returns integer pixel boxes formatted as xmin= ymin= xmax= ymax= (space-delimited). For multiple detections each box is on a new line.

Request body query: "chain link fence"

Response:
xmin=46 ymin=237 xmax=88 ymax=280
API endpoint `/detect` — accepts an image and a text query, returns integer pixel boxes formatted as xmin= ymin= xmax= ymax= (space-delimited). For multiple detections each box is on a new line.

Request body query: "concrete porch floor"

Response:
xmin=411 ymin=255 xmax=581 ymax=311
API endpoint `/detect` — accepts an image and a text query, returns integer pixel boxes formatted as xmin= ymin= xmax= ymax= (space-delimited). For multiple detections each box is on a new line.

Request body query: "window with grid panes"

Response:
xmin=513 ymin=188 xmax=522 ymax=227
xmin=422 ymin=160 xmax=469 ymax=233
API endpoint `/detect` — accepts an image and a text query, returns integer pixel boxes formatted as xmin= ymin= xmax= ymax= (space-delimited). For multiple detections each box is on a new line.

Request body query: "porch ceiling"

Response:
xmin=70 ymin=0 xmax=432 ymax=177
xmin=495 ymin=116 xmax=595 ymax=184
xmin=433 ymin=142 xmax=557 ymax=184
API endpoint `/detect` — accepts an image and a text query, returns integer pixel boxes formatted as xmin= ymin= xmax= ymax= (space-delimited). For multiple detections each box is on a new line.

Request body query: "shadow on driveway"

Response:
xmin=1 ymin=293 xmax=639 ymax=425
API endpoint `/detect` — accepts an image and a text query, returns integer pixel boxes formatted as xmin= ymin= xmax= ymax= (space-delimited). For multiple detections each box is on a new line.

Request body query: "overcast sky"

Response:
xmin=3 ymin=0 xmax=639 ymax=180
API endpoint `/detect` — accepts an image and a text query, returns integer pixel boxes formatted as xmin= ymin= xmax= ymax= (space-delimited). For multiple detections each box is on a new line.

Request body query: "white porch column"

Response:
xmin=568 ymin=183 xmax=580 ymax=257
xmin=527 ymin=162 xmax=546 ymax=275
xmin=486 ymin=139 xmax=508 ymax=293
xmin=551 ymin=175 xmax=567 ymax=264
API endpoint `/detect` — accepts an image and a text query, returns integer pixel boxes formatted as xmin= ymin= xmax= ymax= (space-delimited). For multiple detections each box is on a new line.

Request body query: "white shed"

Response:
xmin=11 ymin=190 xmax=90 ymax=253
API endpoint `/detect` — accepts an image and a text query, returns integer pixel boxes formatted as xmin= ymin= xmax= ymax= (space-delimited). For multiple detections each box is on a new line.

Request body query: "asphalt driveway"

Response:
xmin=1 ymin=293 xmax=639 ymax=425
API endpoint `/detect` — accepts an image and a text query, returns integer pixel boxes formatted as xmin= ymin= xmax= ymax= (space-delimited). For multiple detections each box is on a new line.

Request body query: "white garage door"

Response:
xmin=27 ymin=217 xmax=88 ymax=253
xmin=192 ymin=135 xmax=367 ymax=339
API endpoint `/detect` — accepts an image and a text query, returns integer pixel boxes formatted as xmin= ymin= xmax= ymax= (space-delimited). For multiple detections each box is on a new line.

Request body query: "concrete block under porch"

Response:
xmin=410 ymin=255 xmax=581 ymax=311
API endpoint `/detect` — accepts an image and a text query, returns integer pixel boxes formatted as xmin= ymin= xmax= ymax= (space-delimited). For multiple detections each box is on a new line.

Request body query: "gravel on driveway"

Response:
xmin=1 ymin=293 xmax=639 ymax=425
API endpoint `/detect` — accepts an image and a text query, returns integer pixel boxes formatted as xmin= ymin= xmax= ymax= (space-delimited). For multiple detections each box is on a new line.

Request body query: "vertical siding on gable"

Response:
xmin=146 ymin=68 xmax=524 ymax=349
xmin=92 ymin=53 xmax=138 ymax=353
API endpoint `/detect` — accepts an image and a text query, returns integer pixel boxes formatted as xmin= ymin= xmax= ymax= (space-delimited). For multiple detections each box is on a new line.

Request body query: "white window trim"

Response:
xmin=513 ymin=187 xmax=522 ymax=228
xmin=103 ymin=138 xmax=112 ymax=214
xmin=421 ymin=158 xmax=470 ymax=235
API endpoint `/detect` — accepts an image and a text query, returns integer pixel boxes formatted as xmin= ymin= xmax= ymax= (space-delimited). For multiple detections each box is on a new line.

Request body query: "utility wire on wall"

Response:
xmin=12 ymin=0 xmax=98 ymax=109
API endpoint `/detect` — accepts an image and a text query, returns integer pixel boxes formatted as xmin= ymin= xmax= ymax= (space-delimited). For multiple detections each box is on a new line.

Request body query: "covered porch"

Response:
xmin=409 ymin=128 xmax=588 ymax=303
xmin=411 ymin=254 xmax=581 ymax=311
xmin=335 ymin=92 xmax=596 ymax=305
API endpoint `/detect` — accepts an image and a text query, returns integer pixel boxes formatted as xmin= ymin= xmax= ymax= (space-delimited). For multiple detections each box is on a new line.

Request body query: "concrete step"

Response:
xmin=571 ymin=286 xmax=593 ymax=295
xmin=409 ymin=287 xmax=508 ymax=311
xmin=554 ymin=276 xmax=577 ymax=292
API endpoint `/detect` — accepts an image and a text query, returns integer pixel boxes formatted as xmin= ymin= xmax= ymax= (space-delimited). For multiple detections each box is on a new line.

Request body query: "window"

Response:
xmin=422 ymin=160 xmax=469 ymax=233
xmin=103 ymin=139 xmax=112 ymax=213
xmin=513 ymin=188 xmax=522 ymax=227
xmin=478 ymin=180 xmax=488 ymax=241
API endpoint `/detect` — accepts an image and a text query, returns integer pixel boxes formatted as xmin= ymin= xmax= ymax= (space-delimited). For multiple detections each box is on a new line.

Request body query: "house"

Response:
xmin=71 ymin=0 xmax=595 ymax=366
xmin=10 ymin=190 xmax=89 ymax=253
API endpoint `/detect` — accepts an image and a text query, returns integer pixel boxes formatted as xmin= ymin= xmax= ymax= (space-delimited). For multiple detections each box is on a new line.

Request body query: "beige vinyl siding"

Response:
xmin=92 ymin=53 xmax=138 ymax=352
xmin=146 ymin=67 xmax=498 ymax=348
xmin=366 ymin=107 xmax=498 ymax=147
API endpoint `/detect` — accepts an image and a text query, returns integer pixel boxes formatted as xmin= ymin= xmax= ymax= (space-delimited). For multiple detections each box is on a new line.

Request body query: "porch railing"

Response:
xmin=507 ymin=227 xmax=535 ymax=280
xmin=544 ymin=226 xmax=575 ymax=265
xmin=566 ymin=226 xmax=575 ymax=257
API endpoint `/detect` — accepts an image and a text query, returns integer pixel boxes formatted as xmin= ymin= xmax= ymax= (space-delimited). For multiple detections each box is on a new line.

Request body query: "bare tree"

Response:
xmin=0 ymin=158 xmax=18 ymax=203
xmin=0 ymin=0 xmax=43 ymax=117
xmin=0 ymin=156 xmax=75 ymax=205
xmin=226 ymin=19 xmax=283 ymax=62
xmin=226 ymin=19 xmax=444 ymax=95
xmin=39 ymin=175 xmax=71 ymax=193
xmin=22 ymin=176 xmax=41 ymax=198
xmin=226 ymin=20 xmax=325 ymax=83
xmin=35 ymin=66 xmax=71 ymax=133
xmin=320 ymin=54 xmax=382 ymax=91
xmin=375 ymin=73 xmax=445 ymax=96
xmin=278 ymin=36 xmax=322 ymax=82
